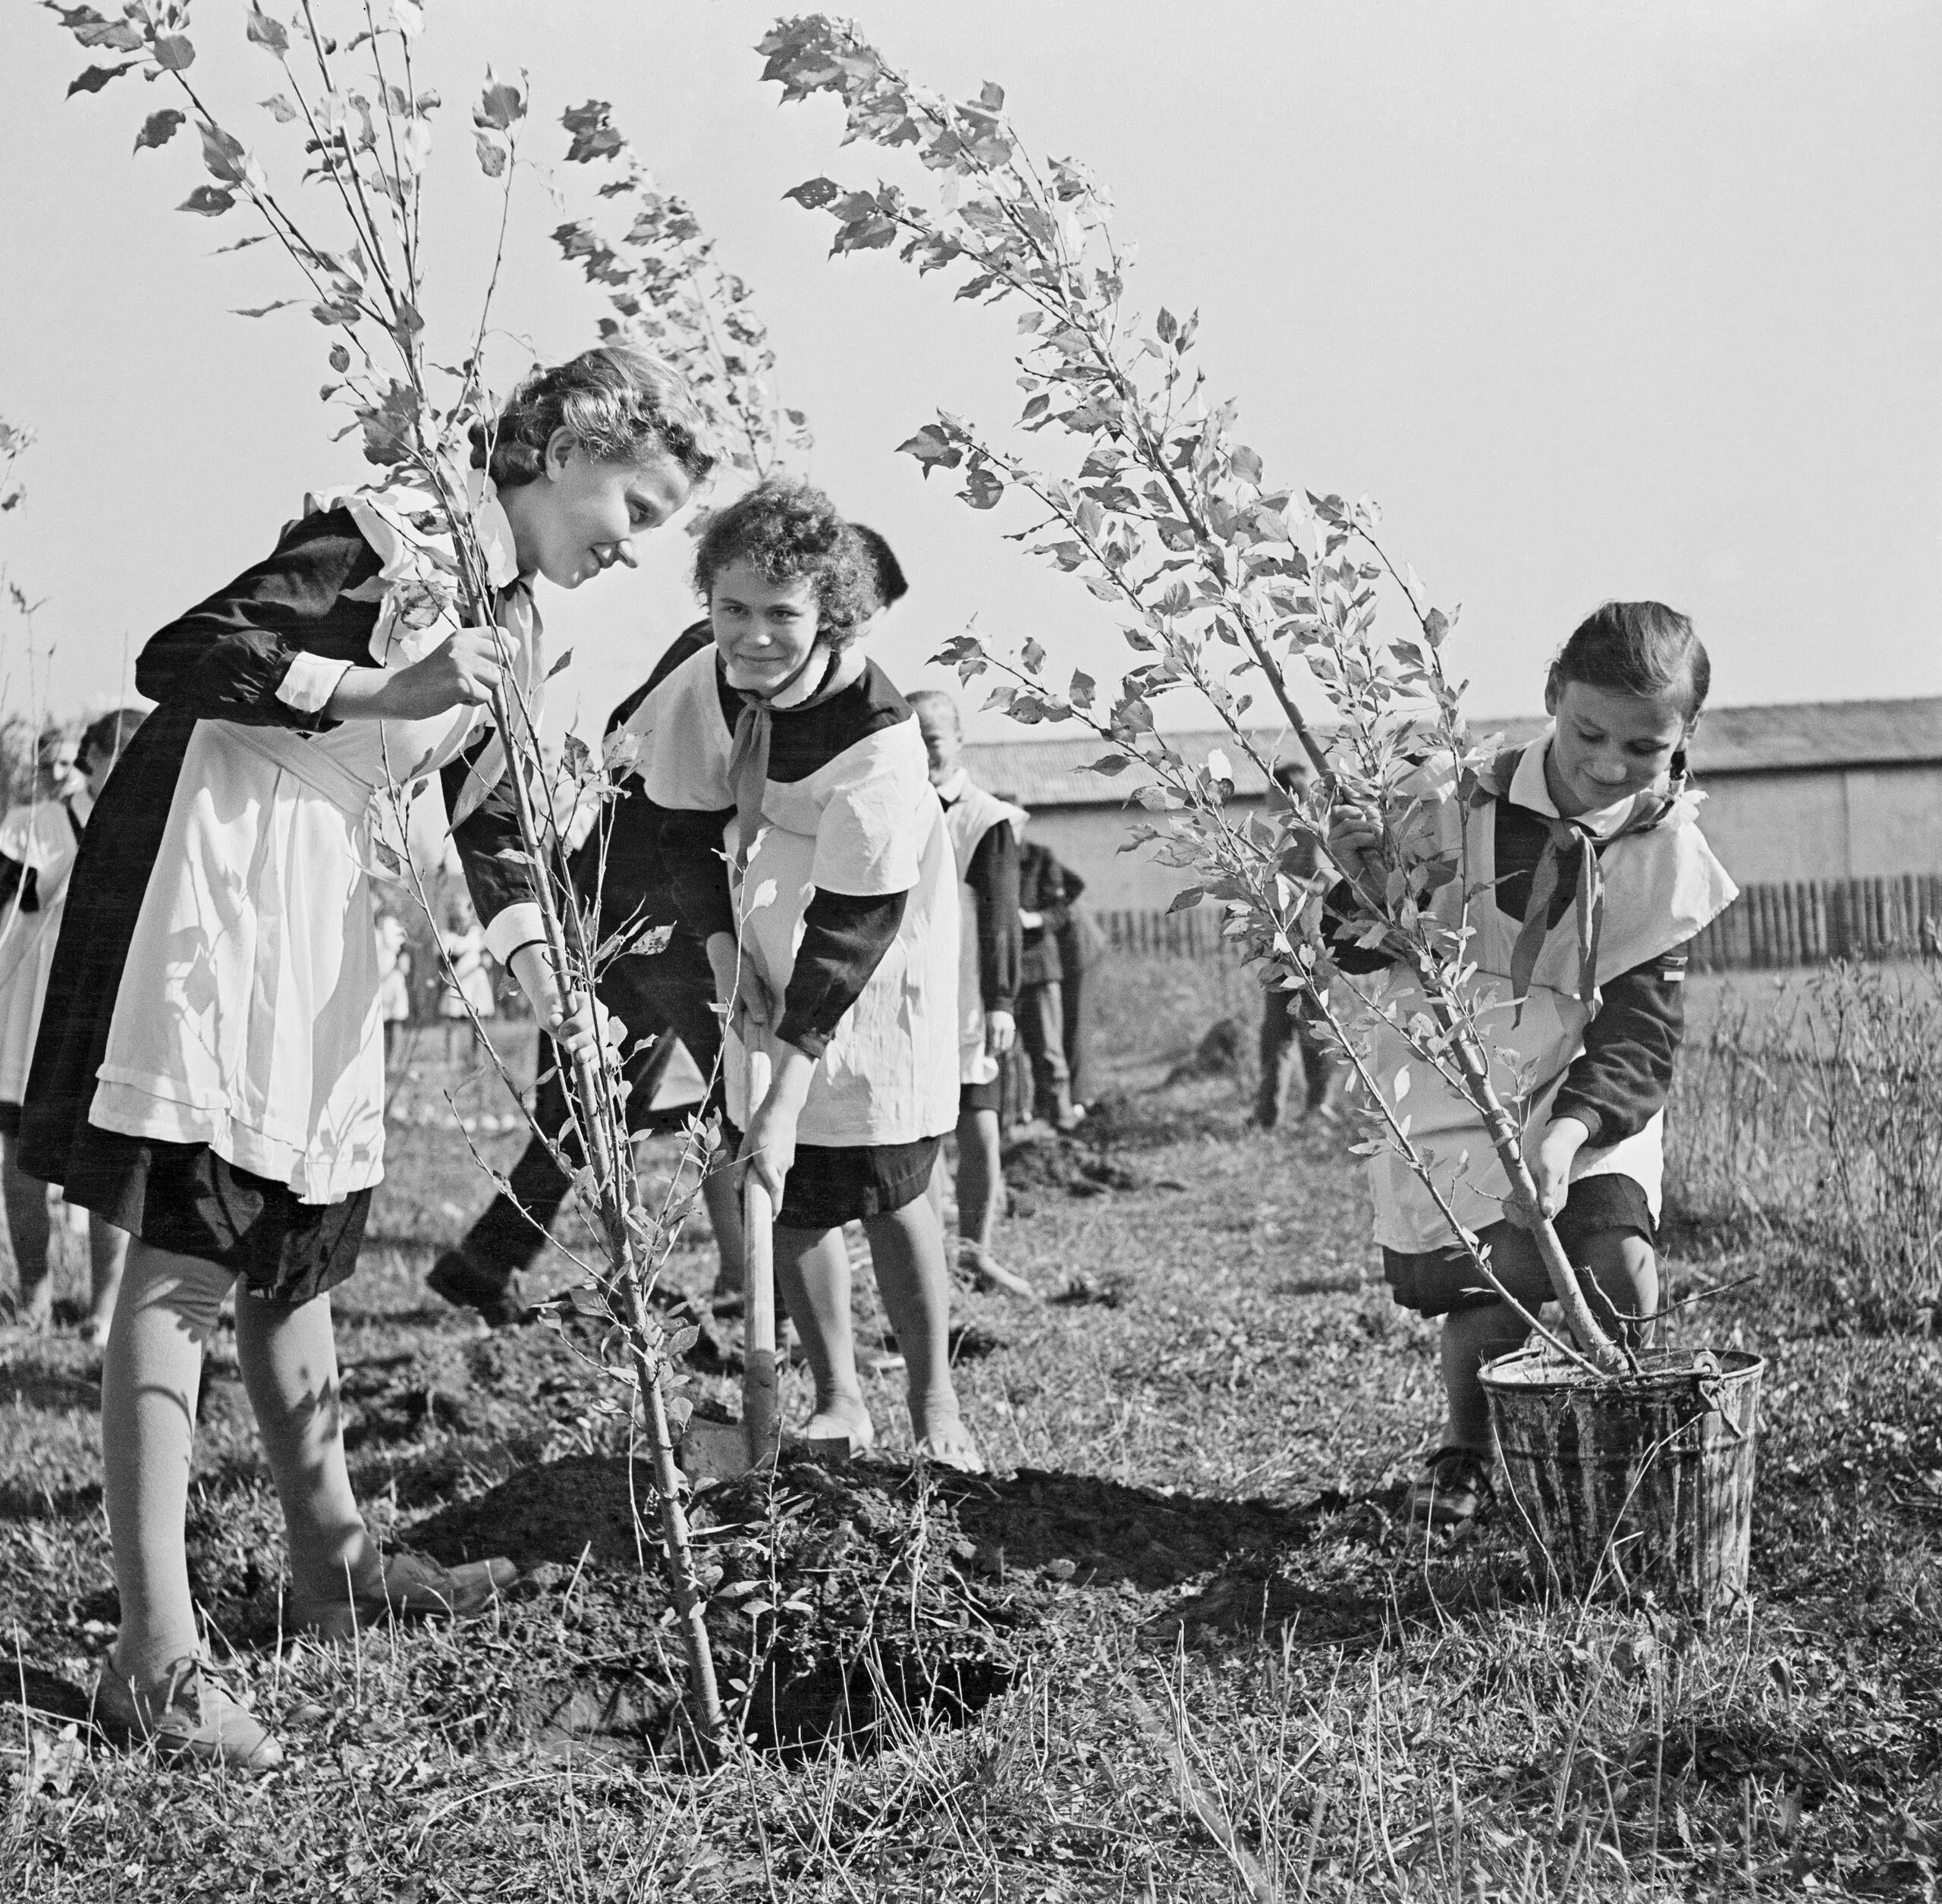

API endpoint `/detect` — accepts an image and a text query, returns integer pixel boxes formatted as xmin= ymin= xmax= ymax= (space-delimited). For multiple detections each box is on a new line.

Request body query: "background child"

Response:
xmin=909 ymin=689 xmax=1036 ymax=1300
xmin=0 ymin=709 xmax=143 ymax=1339
xmin=1328 ymin=602 xmax=1738 ymax=1527
xmin=1015 ymin=834 xmax=1087 ymax=1132
xmin=615 ymin=479 xmax=979 ymax=1467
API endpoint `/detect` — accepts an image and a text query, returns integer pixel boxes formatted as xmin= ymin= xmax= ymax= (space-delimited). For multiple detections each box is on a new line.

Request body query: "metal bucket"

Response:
xmin=1479 ymin=1346 xmax=1764 ymax=1612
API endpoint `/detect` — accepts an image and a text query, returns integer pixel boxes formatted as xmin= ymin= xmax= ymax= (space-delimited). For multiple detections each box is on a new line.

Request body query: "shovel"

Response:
xmin=677 ymin=1036 xmax=783 ymax=1484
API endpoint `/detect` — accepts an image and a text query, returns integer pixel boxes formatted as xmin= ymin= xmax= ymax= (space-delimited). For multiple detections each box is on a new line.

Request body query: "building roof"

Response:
xmin=963 ymin=696 xmax=1942 ymax=811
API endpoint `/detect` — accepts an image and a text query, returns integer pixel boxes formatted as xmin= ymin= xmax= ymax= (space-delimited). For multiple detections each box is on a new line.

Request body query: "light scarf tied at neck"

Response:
xmin=1471 ymin=740 xmax=1685 ymax=1010
xmin=726 ymin=642 xmax=849 ymax=875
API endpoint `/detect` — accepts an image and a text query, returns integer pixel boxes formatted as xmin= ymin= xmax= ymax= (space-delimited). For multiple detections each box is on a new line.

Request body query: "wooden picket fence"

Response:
xmin=1098 ymin=872 xmax=1942 ymax=972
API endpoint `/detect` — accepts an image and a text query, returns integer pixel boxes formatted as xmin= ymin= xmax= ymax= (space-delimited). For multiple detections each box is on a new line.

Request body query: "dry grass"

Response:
xmin=2 ymin=952 xmax=1940 ymax=1899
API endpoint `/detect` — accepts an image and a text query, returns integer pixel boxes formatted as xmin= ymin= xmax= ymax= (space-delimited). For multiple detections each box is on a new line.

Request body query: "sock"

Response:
xmin=232 ymin=1288 xmax=381 ymax=1606
xmin=102 ymin=1243 xmax=231 ymax=1687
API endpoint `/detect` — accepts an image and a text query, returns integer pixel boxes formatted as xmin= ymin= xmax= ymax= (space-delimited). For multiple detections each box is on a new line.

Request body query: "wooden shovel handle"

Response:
xmin=741 ymin=1041 xmax=780 ymax=1456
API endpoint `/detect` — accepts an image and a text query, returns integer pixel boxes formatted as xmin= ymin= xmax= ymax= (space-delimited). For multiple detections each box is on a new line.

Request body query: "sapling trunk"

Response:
xmin=477 ymin=667 xmax=726 ymax=1749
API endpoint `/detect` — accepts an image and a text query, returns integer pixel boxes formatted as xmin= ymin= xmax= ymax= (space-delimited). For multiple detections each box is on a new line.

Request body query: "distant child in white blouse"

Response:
xmin=615 ymin=479 xmax=979 ymax=1469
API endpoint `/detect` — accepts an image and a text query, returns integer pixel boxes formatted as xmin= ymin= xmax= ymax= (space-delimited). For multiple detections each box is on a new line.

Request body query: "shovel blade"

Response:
xmin=676 ymin=1415 xmax=781 ymax=1486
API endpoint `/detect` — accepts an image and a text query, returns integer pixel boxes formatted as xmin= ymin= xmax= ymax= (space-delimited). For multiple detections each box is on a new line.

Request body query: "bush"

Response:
xmin=1666 ymin=960 xmax=1942 ymax=1329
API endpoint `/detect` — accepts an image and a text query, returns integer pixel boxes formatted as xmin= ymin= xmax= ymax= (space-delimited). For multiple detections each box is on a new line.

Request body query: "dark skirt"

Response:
xmin=725 ymin=1121 xmax=940 ymax=1233
xmin=958 ymin=1077 xmax=1001 ymax=1116
xmin=1381 ymin=1173 xmax=1654 ymax=1318
xmin=61 ymin=1126 xmax=370 ymax=1306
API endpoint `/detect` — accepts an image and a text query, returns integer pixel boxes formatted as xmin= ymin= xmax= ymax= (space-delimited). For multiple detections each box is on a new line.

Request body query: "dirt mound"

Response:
xmin=408 ymin=1455 xmax=1339 ymax=1761
xmin=1001 ymin=1130 xmax=1139 ymax=1201
xmin=418 ymin=1453 xmax=1029 ymax=1758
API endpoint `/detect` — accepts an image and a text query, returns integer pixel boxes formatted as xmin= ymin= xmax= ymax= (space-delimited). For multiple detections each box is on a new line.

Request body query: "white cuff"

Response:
xmin=482 ymin=901 xmax=547 ymax=966
xmin=277 ymin=652 xmax=354 ymax=716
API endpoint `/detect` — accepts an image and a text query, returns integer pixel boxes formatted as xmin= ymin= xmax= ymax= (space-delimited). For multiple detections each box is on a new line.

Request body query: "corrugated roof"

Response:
xmin=964 ymin=696 xmax=1942 ymax=810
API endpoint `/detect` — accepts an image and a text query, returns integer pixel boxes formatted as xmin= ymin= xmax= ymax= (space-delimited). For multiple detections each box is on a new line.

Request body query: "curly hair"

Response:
xmin=471 ymin=344 xmax=716 ymax=489
xmin=1550 ymin=601 xmax=1711 ymax=721
xmin=693 ymin=479 xmax=879 ymax=649
xmin=79 ymin=706 xmax=146 ymax=772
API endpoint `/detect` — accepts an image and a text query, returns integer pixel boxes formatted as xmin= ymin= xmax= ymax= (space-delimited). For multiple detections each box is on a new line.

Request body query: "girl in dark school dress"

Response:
xmin=610 ymin=479 xmax=981 ymax=1469
xmin=21 ymin=345 xmax=714 ymax=1768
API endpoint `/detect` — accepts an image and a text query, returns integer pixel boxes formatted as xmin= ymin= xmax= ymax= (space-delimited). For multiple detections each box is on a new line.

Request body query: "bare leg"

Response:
xmin=954 ymin=1106 xmax=1001 ymax=1255
xmin=2 ymin=1131 xmax=52 ymax=1325
xmin=951 ymin=1107 xmax=1036 ymax=1296
xmin=86 ymin=1214 xmax=129 ymax=1347
xmin=860 ymin=1195 xmax=979 ymax=1464
xmin=700 ymin=1136 xmax=744 ymax=1299
xmin=102 ymin=1243 xmax=231 ymax=1684
xmin=1438 ymin=1302 xmax=1532 ymax=1453
xmin=231 ymin=1287 xmax=382 ymax=1608
xmin=771 ymin=1223 xmax=873 ymax=1449
xmin=1437 ymin=1225 xmax=1660 ymax=1453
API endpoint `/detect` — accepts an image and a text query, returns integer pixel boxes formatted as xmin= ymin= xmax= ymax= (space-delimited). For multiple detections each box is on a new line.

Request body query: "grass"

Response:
xmin=2 ymin=952 xmax=1940 ymax=1899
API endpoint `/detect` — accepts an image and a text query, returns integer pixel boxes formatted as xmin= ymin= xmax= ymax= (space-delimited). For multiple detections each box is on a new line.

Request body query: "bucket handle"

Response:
xmin=1697 ymin=1375 xmax=1749 ymax=1442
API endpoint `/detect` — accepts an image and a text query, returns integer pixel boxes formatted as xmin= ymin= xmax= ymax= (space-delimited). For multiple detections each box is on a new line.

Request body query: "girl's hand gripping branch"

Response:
xmin=1325 ymin=800 xmax=1386 ymax=894
xmin=325 ymin=625 xmax=513 ymax=724
xmin=507 ymin=941 xmax=627 ymax=1067
xmin=738 ymin=1042 xmax=815 ymax=1206
xmin=1511 ymin=1116 xmax=1592 ymax=1229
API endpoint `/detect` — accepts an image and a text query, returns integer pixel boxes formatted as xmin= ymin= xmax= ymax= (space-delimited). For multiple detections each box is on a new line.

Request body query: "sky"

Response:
xmin=2 ymin=0 xmax=1937 ymax=749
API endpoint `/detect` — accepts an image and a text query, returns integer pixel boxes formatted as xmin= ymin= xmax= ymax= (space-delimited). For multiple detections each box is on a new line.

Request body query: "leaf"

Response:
xmin=475 ymin=69 xmax=528 ymax=133
xmin=232 ymin=300 xmax=298 ymax=319
xmin=896 ymin=424 xmax=960 ymax=476
xmin=1083 ymin=753 xmax=1131 ymax=777
xmin=152 ymin=34 xmax=196 ymax=71
xmin=560 ymin=98 xmax=623 ymax=165
xmin=261 ymin=93 xmax=300 ymax=124
xmin=245 ymin=7 xmax=289 ymax=55
xmin=1167 ymin=887 xmax=1205 ymax=913
xmin=1020 ymin=638 xmax=1045 ymax=674
xmin=784 ymin=176 xmax=841 ymax=210
xmin=199 ymin=123 xmax=247 ymax=185
xmin=178 ymin=186 xmax=235 ymax=217
xmin=66 ymin=63 xmax=134 ymax=96
xmin=1068 ymin=670 xmax=1095 ymax=710
xmin=474 ymin=131 xmax=507 ymax=178
xmin=328 ymin=342 xmax=350 ymax=372
xmin=545 ymin=648 xmax=575 ymax=679
xmin=388 ymin=0 xmax=425 ymax=37
xmin=134 ymin=108 xmax=185 ymax=152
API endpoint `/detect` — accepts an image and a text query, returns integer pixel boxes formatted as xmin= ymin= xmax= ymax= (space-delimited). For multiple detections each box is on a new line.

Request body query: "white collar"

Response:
xmin=933 ymin=766 xmax=969 ymax=805
xmin=1511 ymin=728 xmax=1644 ymax=840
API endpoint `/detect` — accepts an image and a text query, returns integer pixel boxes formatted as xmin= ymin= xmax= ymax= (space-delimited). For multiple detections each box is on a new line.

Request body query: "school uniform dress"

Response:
xmin=935 ymin=771 xmax=1023 ymax=1117
xmin=611 ymin=641 xmax=959 ymax=1232
xmin=1331 ymin=732 xmax=1737 ymax=1314
xmin=20 ymin=477 xmax=544 ymax=1302
xmin=0 ymin=792 xmax=90 ymax=1136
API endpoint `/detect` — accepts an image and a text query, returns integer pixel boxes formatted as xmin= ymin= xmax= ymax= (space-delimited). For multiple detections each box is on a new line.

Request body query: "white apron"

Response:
xmin=1350 ymin=735 xmax=1737 ymax=1252
xmin=630 ymin=648 xmax=961 ymax=1148
xmin=938 ymin=774 xmax=1028 ymax=1087
xmin=0 ymin=794 xmax=88 ymax=1105
xmin=90 ymin=477 xmax=538 ymax=1203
